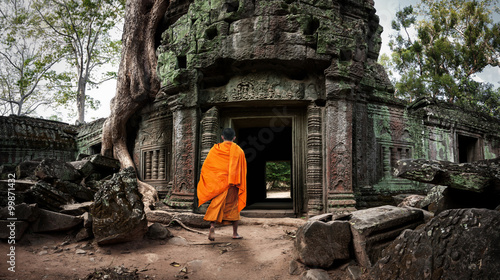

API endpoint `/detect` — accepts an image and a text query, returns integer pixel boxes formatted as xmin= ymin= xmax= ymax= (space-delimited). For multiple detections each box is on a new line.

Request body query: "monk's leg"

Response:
xmin=232 ymin=221 xmax=242 ymax=239
xmin=209 ymin=222 xmax=215 ymax=241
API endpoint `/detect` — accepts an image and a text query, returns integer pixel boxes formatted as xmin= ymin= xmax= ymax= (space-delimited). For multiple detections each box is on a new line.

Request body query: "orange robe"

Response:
xmin=197 ymin=141 xmax=247 ymax=223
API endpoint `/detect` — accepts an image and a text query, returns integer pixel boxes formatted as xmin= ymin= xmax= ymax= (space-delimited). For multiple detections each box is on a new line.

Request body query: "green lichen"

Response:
xmin=483 ymin=144 xmax=497 ymax=159
xmin=448 ymin=173 xmax=488 ymax=192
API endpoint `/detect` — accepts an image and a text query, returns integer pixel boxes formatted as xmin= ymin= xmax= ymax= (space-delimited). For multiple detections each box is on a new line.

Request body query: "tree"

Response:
xmin=33 ymin=0 xmax=125 ymax=123
xmin=266 ymin=161 xmax=291 ymax=190
xmin=0 ymin=0 xmax=66 ymax=116
xmin=100 ymin=0 xmax=169 ymax=209
xmin=385 ymin=0 xmax=500 ymax=117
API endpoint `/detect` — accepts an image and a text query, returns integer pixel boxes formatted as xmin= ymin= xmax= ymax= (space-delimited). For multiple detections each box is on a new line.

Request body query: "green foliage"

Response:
xmin=384 ymin=0 xmax=500 ymax=117
xmin=0 ymin=0 xmax=65 ymax=116
xmin=0 ymin=0 xmax=123 ymax=121
xmin=266 ymin=161 xmax=291 ymax=189
xmin=32 ymin=0 xmax=124 ymax=122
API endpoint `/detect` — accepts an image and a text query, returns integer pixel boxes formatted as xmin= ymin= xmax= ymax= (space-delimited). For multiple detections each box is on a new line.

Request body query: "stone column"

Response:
xmin=306 ymin=104 xmax=324 ymax=216
xmin=167 ymin=105 xmax=199 ymax=209
xmin=200 ymin=107 xmax=220 ymax=164
xmin=324 ymin=78 xmax=357 ymax=213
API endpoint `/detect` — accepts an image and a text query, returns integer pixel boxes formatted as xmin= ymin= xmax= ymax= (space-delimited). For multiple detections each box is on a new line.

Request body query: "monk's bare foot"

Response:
xmin=208 ymin=225 xmax=215 ymax=241
xmin=232 ymin=234 xmax=243 ymax=239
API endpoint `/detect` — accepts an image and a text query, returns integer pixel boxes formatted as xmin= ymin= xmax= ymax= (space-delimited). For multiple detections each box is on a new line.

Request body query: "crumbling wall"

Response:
xmin=76 ymin=118 xmax=106 ymax=157
xmin=0 ymin=116 xmax=77 ymax=166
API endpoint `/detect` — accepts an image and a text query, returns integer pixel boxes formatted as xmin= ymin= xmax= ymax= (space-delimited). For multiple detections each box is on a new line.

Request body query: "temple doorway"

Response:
xmin=233 ymin=118 xmax=294 ymax=212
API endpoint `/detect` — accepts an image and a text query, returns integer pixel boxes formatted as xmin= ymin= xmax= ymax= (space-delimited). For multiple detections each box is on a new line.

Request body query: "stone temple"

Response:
xmin=1 ymin=0 xmax=500 ymax=217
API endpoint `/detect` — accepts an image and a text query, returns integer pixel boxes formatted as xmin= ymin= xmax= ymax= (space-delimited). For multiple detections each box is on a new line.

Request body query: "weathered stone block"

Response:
xmin=295 ymin=220 xmax=351 ymax=268
xmin=60 ymin=201 xmax=93 ymax=216
xmin=75 ymin=227 xmax=93 ymax=242
xmin=53 ymin=180 xmax=95 ymax=202
xmin=301 ymin=269 xmax=330 ymax=280
xmin=370 ymin=208 xmax=500 ymax=280
xmin=30 ymin=209 xmax=83 ymax=233
xmin=24 ymin=181 xmax=73 ymax=211
xmin=397 ymin=194 xmax=425 ymax=208
xmin=15 ymin=161 xmax=41 ymax=179
xmin=395 ymin=158 xmax=500 ymax=193
xmin=349 ymin=205 xmax=424 ymax=267
xmin=84 ymin=154 xmax=120 ymax=171
xmin=0 ymin=220 xmax=29 ymax=240
xmin=35 ymin=158 xmax=81 ymax=182
xmin=146 ymin=223 xmax=172 ymax=240
xmin=0 ymin=203 xmax=40 ymax=222
xmin=68 ymin=159 xmax=94 ymax=177
xmin=0 ymin=180 xmax=35 ymax=207
xmin=91 ymin=168 xmax=148 ymax=245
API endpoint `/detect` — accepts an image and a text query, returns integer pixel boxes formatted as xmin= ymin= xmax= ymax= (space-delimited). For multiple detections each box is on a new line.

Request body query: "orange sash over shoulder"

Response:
xmin=197 ymin=142 xmax=247 ymax=212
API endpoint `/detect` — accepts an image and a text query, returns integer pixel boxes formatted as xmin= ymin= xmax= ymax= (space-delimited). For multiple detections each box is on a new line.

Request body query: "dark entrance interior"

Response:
xmin=234 ymin=120 xmax=293 ymax=209
xmin=458 ymin=134 xmax=479 ymax=163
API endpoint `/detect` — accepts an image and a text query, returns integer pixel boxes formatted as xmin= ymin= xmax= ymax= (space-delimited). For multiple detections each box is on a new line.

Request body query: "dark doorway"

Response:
xmin=458 ymin=135 xmax=479 ymax=163
xmin=235 ymin=123 xmax=293 ymax=209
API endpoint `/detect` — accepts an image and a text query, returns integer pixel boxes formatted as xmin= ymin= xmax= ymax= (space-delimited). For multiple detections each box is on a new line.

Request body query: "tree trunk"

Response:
xmin=101 ymin=0 xmax=169 ymax=169
xmin=101 ymin=0 xmax=169 ymax=209
xmin=77 ymin=78 xmax=86 ymax=124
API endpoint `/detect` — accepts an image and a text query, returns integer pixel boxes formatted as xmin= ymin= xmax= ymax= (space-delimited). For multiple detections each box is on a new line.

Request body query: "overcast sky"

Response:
xmin=42 ymin=0 xmax=500 ymax=123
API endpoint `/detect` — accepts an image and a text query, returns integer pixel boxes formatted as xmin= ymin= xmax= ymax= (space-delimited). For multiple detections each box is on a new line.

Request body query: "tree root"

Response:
xmin=169 ymin=218 xmax=206 ymax=235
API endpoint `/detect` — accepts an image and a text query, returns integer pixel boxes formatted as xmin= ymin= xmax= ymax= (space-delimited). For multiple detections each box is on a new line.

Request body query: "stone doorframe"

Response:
xmin=214 ymin=105 xmax=317 ymax=217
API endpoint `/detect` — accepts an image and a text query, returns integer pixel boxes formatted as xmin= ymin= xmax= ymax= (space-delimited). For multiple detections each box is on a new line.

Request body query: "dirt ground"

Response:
xmin=0 ymin=217 xmax=354 ymax=280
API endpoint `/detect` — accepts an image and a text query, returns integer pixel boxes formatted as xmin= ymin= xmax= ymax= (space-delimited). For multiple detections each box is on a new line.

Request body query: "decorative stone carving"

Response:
xmin=306 ymin=104 xmax=323 ymax=215
xmin=133 ymin=101 xmax=173 ymax=195
xmin=200 ymin=107 xmax=220 ymax=164
xmin=324 ymin=100 xmax=357 ymax=212
xmin=168 ymin=106 xmax=199 ymax=209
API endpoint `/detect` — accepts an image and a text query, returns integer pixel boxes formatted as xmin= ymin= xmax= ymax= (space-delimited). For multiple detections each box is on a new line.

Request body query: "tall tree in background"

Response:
xmin=383 ymin=0 xmax=500 ymax=117
xmin=0 ymin=0 xmax=65 ymax=117
xmin=33 ymin=0 xmax=125 ymax=123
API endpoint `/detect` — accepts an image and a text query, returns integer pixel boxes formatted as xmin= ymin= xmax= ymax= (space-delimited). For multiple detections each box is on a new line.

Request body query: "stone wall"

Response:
xmin=0 ymin=116 xmax=77 ymax=166
xmin=355 ymin=96 xmax=500 ymax=208
xmin=76 ymin=118 xmax=106 ymax=156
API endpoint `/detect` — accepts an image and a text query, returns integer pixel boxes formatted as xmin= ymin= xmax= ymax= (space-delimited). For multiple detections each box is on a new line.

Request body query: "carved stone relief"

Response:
xmin=200 ymin=107 xmax=220 ymax=164
xmin=200 ymin=72 xmax=319 ymax=104
xmin=306 ymin=104 xmax=324 ymax=215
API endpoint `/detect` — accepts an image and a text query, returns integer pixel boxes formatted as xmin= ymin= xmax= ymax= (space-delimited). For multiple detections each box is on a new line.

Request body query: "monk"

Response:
xmin=197 ymin=128 xmax=247 ymax=241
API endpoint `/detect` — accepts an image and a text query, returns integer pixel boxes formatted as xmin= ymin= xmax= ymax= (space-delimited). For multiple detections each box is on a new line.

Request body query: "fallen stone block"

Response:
xmin=397 ymin=194 xmax=425 ymax=208
xmin=0 ymin=220 xmax=30 ymax=240
xmin=75 ymin=227 xmax=93 ymax=242
xmin=369 ymin=208 xmax=500 ymax=280
xmin=53 ymin=180 xmax=95 ymax=202
xmin=30 ymin=209 xmax=83 ymax=233
xmin=0 ymin=180 xmax=37 ymax=207
xmin=301 ymin=269 xmax=330 ymax=280
xmin=68 ymin=159 xmax=94 ymax=178
xmin=91 ymin=167 xmax=147 ymax=245
xmin=24 ymin=181 xmax=73 ymax=211
xmin=349 ymin=205 xmax=424 ymax=267
xmin=84 ymin=154 xmax=120 ymax=172
xmin=0 ymin=203 xmax=40 ymax=222
xmin=15 ymin=161 xmax=41 ymax=179
xmin=395 ymin=158 xmax=500 ymax=193
xmin=146 ymin=223 xmax=172 ymax=240
xmin=295 ymin=220 xmax=351 ymax=268
xmin=35 ymin=158 xmax=82 ymax=182
xmin=60 ymin=201 xmax=93 ymax=216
